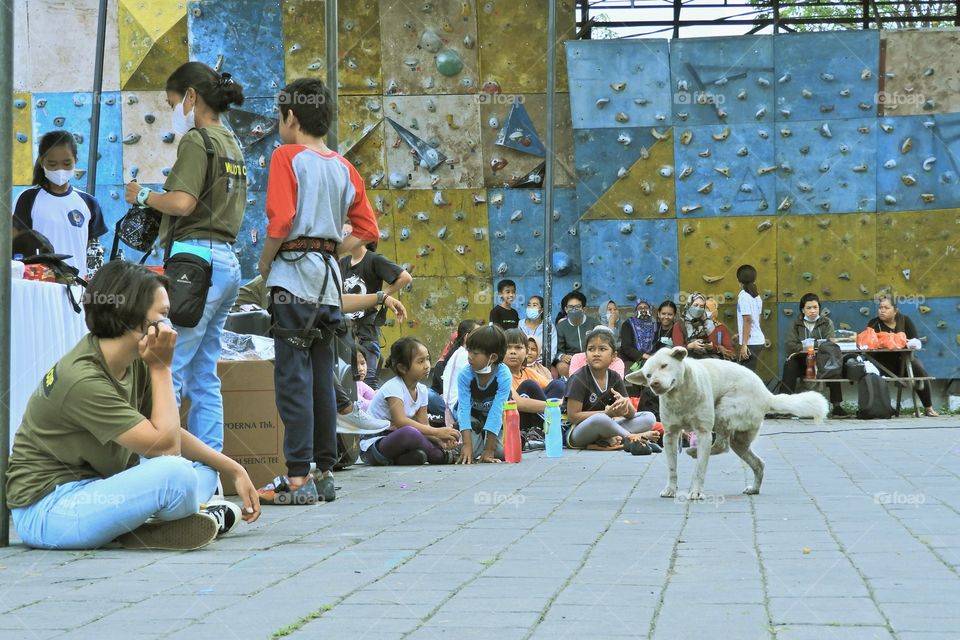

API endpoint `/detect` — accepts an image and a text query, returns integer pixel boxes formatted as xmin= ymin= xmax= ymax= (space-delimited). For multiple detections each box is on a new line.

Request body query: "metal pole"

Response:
xmin=325 ymin=0 xmax=338 ymax=152
xmin=542 ymin=0 xmax=557 ymax=368
xmin=1 ymin=0 xmax=14 ymax=547
xmin=86 ymin=0 xmax=109 ymax=193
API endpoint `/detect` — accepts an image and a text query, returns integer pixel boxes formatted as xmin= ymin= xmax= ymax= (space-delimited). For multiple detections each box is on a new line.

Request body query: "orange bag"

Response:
xmin=856 ymin=327 xmax=879 ymax=349
xmin=876 ymin=331 xmax=907 ymax=349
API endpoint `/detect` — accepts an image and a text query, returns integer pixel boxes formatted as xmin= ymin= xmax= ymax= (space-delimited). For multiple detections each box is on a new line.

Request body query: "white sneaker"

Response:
xmin=201 ymin=500 xmax=242 ymax=536
xmin=336 ymin=405 xmax=390 ymax=435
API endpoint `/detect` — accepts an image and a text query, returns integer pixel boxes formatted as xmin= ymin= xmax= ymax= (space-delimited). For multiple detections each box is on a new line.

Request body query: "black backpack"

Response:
xmin=816 ymin=341 xmax=843 ymax=379
xmin=856 ymin=373 xmax=893 ymax=419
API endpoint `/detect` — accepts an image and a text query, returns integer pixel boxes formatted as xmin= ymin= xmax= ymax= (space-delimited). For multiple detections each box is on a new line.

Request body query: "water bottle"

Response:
xmin=503 ymin=401 xmax=522 ymax=463
xmin=544 ymin=398 xmax=563 ymax=458
xmin=805 ymin=346 xmax=817 ymax=380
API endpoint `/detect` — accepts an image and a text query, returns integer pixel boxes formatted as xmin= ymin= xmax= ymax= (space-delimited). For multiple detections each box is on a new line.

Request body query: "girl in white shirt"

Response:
xmin=364 ymin=337 xmax=460 ymax=465
xmin=736 ymin=264 xmax=765 ymax=372
xmin=13 ymin=131 xmax=107 ymax=279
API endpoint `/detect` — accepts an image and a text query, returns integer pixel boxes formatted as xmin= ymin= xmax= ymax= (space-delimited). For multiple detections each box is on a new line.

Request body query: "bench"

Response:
xmin=801 ymin=376 xmax=937 ymax=417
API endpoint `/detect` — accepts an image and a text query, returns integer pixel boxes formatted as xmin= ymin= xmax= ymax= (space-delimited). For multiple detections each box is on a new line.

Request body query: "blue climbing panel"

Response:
xmin=670 ymin=35 xmax=774 ymax=126
xmin=773 ymin=31 xmax=879 ymax=123
xmin=673 ymin=123 xmax=776 ymax=217
xmin=877 ymin=113 xmax=960 ymax=211
xmin=566 ymin=40 xmax=672 ymax=129
xmin=773 ymin=117 xmax=877 ymax=214
xmin=579 ymin=219 xmax=679 ymax=308
xmin=32 ymin=92 xmax=124 ymax=187
xmin=487 ymin=188 xmax=580 ymax=281
xmin=187 ymin=0 xmax=284 ymax=99
xmin=225 ymin=97 xmax=282 ymax=193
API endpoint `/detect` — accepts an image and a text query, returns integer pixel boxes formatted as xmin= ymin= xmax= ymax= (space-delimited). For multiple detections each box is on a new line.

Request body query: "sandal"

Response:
xmin=257 ymin=475 xmax=318 ymax=505
xmin=924 ymin=407 xmax=940 ymax=417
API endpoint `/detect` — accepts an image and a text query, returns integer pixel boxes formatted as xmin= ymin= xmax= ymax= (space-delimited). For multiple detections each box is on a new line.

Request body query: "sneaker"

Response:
xmin=117 ymin=513 xmax=218 ymax=551
xmin=831 ymin=404 xmax=849 ymax=418
xmin=336 ymin=406 xmax=390 ymax=435
xmin=257 ymin=476 xmax=318 ymax=506
xmin=394 ymin=449 xmax=428 ymax=465
xmin=312 ymin=470 xmax=336 ymax=502
xmin=213 ymin=476 xmax=224 ymax=499
xmin=201 ymin=499 xmax=242 ymax=536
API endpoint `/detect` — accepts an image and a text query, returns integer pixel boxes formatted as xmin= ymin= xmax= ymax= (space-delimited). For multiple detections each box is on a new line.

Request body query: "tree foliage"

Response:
xmin=751 ymin=1 xmax=957 ymax=31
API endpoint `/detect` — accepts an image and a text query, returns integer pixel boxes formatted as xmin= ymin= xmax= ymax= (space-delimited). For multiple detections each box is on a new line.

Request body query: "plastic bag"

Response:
xmin=876 ymin=331 xmax=907 ymax=349
xmin=906 ymin=337 xmax=922 ymax=350
xmin=856 ymin=327 xmax=879 ymax=349
xmin=220 ymin=329 xmax=275 ymax=361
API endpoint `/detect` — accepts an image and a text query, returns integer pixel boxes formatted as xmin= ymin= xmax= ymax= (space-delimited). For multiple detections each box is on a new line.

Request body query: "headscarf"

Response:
xmin=683 ymin=292 xmax=716 ymax=341
xmin=626 ymin=297 xmax=657 ymax=354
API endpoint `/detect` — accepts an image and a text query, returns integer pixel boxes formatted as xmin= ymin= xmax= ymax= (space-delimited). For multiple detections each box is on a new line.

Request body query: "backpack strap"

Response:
xmin=163 ymin=127 xmax=216 ymax=261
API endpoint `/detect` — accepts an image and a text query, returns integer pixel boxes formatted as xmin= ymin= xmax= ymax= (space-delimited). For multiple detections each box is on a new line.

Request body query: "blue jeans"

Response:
xmin=11 ymin=456 xmax=212 ymax=550
xmin=171 ymin=240 xmax=241 ymax=452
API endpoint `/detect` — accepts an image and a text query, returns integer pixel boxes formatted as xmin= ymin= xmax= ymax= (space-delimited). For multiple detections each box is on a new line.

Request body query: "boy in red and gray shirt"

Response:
xmin=257 ymin=78 xmax=379 ymax=504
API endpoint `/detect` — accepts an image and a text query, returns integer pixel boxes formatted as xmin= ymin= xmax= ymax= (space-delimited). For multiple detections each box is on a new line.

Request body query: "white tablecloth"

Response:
xmin=9 ymin=279 xmax=88 ymax=449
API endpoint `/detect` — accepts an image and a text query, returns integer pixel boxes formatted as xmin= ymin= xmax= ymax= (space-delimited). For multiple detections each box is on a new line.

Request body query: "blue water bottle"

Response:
xmin=544 ymin=399 xmax=563 ymax=458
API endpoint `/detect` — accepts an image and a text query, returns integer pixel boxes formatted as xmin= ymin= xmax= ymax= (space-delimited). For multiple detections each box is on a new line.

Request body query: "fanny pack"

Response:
xmin=110 ymin=206 xmax=162 ymax=262
xmin=164 ymin=127 xmax=217 ymax=328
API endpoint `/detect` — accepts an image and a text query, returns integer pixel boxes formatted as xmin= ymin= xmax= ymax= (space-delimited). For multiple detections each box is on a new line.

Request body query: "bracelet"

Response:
xmin=377 ymin=290 xmax=385 ymax=305
xmin=136 ymin=186 xmax=152 ymax=207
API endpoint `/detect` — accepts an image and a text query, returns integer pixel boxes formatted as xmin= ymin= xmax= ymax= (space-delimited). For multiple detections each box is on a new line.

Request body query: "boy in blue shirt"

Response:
xmin=456 ymin=324 xmax=512 ymax=464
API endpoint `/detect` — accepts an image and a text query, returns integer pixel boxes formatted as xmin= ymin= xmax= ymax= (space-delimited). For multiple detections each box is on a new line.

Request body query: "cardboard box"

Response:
xmin=188 ymin=360 xmax=285 ymax=495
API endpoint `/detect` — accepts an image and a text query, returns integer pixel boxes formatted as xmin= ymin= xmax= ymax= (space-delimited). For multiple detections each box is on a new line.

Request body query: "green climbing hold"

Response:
xmin=802 ymin=271 xmax=813 ymax=282
xmin=436 ymin=49 xmax=463 ymax=77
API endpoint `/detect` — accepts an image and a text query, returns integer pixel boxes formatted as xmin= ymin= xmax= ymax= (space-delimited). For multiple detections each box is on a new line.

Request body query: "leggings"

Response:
xmin=515 ymin=379 xmax=567 ymax=431
xmin=366 ymin=426 xmax=446 ymax=465
xmin=568 ymin=412 xmax=657 ymax=448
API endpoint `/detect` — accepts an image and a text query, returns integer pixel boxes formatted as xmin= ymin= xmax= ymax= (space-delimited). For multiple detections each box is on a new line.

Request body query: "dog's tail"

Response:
xmin=767 ymin=391 xmax=829 ymax=424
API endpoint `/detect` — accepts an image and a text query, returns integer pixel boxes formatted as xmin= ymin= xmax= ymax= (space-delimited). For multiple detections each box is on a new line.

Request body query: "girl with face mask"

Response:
xmin=620 ymin=298 xmax=657 ymax=371
xmin=13 ymin=130 xmax=108 ymax=279
xmin=781 ymin=292 xmax=846 ymax=416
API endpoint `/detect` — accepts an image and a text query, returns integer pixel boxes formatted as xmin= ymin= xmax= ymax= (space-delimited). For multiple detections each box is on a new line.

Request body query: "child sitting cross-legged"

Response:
xmin=362 ymin=337 xmax=461 ymax=465
xmin=455 ymin=324 xmax=513 ymax=464
xmin=502 ymin=329 xmax=566 ymax=450
xmin=564 ymin=327 xmax=661 ymax=455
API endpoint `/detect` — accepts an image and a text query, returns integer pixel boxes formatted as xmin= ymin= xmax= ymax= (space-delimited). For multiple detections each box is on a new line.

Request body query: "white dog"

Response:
xmin=626 ymin=347 xmax=828 ymax=500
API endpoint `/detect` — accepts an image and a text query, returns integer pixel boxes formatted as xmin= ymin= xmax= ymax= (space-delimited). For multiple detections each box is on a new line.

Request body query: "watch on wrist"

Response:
xmin=136 ymin=186 xmax=152 ymax=207
xmin=377 ymin=291 xmax=386 ymax=305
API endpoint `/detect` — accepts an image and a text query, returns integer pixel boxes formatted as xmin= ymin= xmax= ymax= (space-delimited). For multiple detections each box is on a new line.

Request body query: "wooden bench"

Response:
xmin=802 ymin=376 xmax=936 ymax=417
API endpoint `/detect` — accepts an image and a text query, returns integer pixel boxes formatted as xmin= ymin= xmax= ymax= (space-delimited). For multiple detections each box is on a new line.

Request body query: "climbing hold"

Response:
xmin=432 ymin=191 xmax=448 ymax=207
xmin=852 ymin=163 xmax=868 ymax=173
xmin=818 ymin=161 xmax=830 ymax=173
xmin=490 ymin=193 xmax=504 ymax=207
xmin=436 ymin=49 xmax=463 ymax=77
xmin=482 ymin=80 xmax=501 ymax=94
xmin=901 ymin=137 xmax=913 ymax=154
xmin=801 ymin=88 xmax=813 ymax=98
xmin=617 ymin=166 xmax=629 ymax=179
xmin=918 ymin=305 xmax=931 ymax=314
xmin=680 ymin=131 xmax=693 ymax=145
xmin=922 ymin=157 xmax=936 ymax=171
xmin=388 ymin=172 xmax=409 ymax=189
xmin=634 ymin=97 xmax=649 ymax=106
xmin=712 ymin=127 xmax=730 ymax=141
xmin=819 ymin=123 xmax=832 ymax=138
xmin=902 ymin=268 xmax=911 ymax=281
xmin=490 ymin=157 xmax=508 ymax=171
xmin=553 ymin=252 xmax=572 ymax=276
xmin=697 ymin=182 xmax=713 ymax=195
xmin=702 ymin=274 xmax=724 ymax=284
xmin=399 ymin=228 xmax=410 ymax=241
xmin=682 ymin=224 xmax=695 ymax=236
xmin=396 ymin=197 xmax=408 ymax=210
xmin=755 ymin=107 xmax=766 ymax=120
xmin=496 ymin=263 xmax=509 ymax=275
xmin=620 ymin=223 xmax=633 ymax=235
xmin=839 ymin=144 xmax=850 ymax=155
xmin=778 ymin=197 xmax=792 ymax=211
xmin=638 ymin=146 xmax=650 ymax=159
xmin=610 ymin=82 xmax=626 ymax=92
xmin=757 ymin=77 xmax=770 ymax=87
xmin=739 ymin=183 xmax=753 ymax=193
xmin=884 ymin=195 xmax=897 ymax=205
xmin=529 ymin=192 xmax=542 ymax=204
xmin=901 ymin=175 xmax=917 ymax=186
xmin=513 ymin=244 xmax=523 ymax=255
xmin=415 ymin=211 xmax=430 ymax=222
xmin=797 ymin=182 xmax=813 ymax=193
xmin=617 ymin=133 xmax=632 ymax=145
xmin=778 ymin=72 xmax=791 ymax=84
xmin=417 ymin=246 xmax=432 ymax=257
xmin=802 ymin=272 xmax=813 ymax=282
xmin=454 ymin=244 xmax=468 ymax=255
xmin=779 ymin=109 xmax=791 ymax=119
xmin=681 ymin=205 xmax=702 ymax=215
xmin=13 ymin=99 xmax=25 ymax=109
xmin=472 ymin=228 xmax=485 ymax=241
xmin=651 ymin=128 xmax=669 ymax=140
xmin=657 ymin=201 xmax=669 ymax=214
xmin=595 ymin=98 xmax=610 ymax=109
xmin=622 ymin=203 xmax=634 ymax=215
xmin=839 ymin=88 xmax=851 ymax=97
xmin=369 ymin=172 xmax=384 ymax=188
xmin=757 ymin=165 xmax=777 ymax=176
xmin=509 ymin=210 xmax=523 ymax=222
xmin=487 ymin=117 xmax=499 ymax=129
xmin=762 ymin=309 xmax=772 ymax=320
xmin=883 ymin=159 xmax=897 ymax=169
xmin=53 ymin=116 xmax=65 ymax=127
xmin=736 ymin=146 xmax=748 ymax=157
xmin=129 ymin=166 xmax=139 ymax=179
xmin=756 ymin=220 xmax=772 ymax=232
xmin=920 ymin=193 xmax=936 ymax=203
xmin=758 ymin=129 xmax=770 ymax=139
xmin=678 ymin=165 xmax=693 ymax=180
xmin=420 ymin=30 xmax=443 ymax=53
xmin=658 ymin=165 xmax=673 ymax=178
xmin=615 ymin=112 xmax=629 ymax=123
xmin=737 ymin=89 xmax=747 ymax=100
xmin=463 ymin=35 xmax=475 ymax=49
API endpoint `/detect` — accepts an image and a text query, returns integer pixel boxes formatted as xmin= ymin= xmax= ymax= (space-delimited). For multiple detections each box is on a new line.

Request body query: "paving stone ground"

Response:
xmin=2 ymin=416 xmax=960 ymax=640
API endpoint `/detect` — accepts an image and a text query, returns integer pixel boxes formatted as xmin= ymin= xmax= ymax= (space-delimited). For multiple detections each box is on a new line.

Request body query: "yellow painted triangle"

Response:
xmin=583 ymin=130 xmax=676 ymax=220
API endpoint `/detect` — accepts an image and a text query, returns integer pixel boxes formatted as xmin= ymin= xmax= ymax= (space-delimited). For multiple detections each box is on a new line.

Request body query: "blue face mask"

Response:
xmin=525 ymin=307 xmax=541 ymax=320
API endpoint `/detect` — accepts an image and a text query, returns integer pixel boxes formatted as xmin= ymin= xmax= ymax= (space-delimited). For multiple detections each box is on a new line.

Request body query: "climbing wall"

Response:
xmin=8 ymin=3 xmax=960 ymax=379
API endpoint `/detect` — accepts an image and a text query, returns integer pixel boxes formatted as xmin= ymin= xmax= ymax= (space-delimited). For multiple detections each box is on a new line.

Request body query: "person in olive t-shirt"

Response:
xmin=5 ymin=261 xmax=261 ymax=550
xmin=124 ymin=62 xmax=247 ymax=457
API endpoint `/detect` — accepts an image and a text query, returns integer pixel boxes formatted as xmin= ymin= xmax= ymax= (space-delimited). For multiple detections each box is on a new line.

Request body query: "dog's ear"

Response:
xmin=625 ymin=369 xmax=647 ymax=386
xmin=670 ymin=346 xmax=688 ymax=361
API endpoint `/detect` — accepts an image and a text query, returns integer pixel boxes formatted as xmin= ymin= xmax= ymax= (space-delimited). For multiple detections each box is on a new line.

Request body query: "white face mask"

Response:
xmin=474 ymin=356 xmax=494 ymax=375
xmin=44 ymin=167 xmax=74 ymax=187
xmin=171 ymin=95 xmax=196 ymax=137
